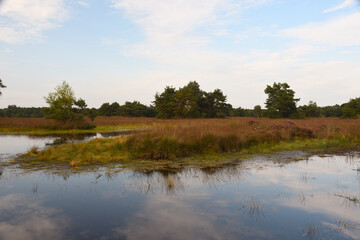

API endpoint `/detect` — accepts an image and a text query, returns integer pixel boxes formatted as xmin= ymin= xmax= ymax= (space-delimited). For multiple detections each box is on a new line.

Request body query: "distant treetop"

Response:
xmin=154 ymin=81 xmax=232 ymax=119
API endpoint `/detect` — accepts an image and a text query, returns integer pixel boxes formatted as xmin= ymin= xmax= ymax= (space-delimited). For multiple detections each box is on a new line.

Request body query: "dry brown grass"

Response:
xmin=124 ymin=117 xmax=360 ymax=159
xmin=19 ymin=117 xmax=360 ymax=166
xmin=0 ymin=116 xmax=165 ymax=129
xmin=1 ymin=117 xmax=359 ymax=137
xmin=0 ymin=117 xmax=57 ymax=128
xmin=143 ymin=117 xmax=360 ymax=140
xmin=93 ymin=116 xmax=166 ymax=126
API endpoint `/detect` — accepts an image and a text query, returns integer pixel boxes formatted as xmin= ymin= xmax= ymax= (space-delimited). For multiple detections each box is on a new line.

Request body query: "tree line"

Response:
xmin=154 ymin=81 xmax=231 ymax=118
xmin=0 ymin=80 xmax=359 ymax=120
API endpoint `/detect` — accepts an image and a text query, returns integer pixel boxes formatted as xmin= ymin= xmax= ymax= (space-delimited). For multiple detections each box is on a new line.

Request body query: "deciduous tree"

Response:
xmin=43 ymin=81 xmax=89 ymax=123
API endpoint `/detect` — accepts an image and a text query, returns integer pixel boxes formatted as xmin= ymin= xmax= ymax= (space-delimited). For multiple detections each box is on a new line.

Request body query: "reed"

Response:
xmin=0 ymin=116 xmax=164 ymax=133
xmin=124 ymin=117 xmax=360 ymax=159
xmin=16 ymin=117 xmax=360 ymax=170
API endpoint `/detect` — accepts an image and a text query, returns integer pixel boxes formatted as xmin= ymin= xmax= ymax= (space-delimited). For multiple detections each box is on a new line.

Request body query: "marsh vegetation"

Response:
xmin=7 ymin=117 xmax=358 ymax=171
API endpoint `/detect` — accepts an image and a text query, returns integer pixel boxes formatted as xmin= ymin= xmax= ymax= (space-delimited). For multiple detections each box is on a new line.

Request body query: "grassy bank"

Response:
xmin=0 ymin=124 xmax=148 ymax=135
xmin=0 ymin=116 xmax=162 ymax=134
xmin=14 ymin=117 xmax=360 ymax=171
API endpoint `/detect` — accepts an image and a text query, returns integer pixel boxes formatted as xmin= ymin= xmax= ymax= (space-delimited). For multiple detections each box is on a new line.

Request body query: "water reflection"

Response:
xmin=0 ymin=194 xmax=70 ymax=240
xmin=0 ymin=131 xmax=131 ymax=161
xmin=0 ymin=152 xmax=360 ymax=239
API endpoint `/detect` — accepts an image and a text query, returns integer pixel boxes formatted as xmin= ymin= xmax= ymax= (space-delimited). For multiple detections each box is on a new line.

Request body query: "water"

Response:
xmin=0 ymin=132 xmax=130 ymax=161
xmin=0 ymin=135 xmax=360 ymax=239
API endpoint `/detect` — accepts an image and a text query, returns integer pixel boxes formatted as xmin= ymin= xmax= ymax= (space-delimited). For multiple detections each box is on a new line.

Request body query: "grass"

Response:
xmin=302 ymin=220 xmax=323 ymax=239
xmin=334 ymin=193 xmax=360 ymax=204
xmin=0 ymin=116 xmax=161 ymax=134
xmin=6 ymin=117 xmax=360 ymax=171
xmin=14 ymin=136 xmax=360 ymax=172
xmin=247 ymin=197 xmax=264 ymax=219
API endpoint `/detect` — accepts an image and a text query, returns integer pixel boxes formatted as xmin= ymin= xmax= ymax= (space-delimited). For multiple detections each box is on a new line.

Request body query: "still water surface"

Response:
xmin=0 ymin=135 xmax=360 ymax=239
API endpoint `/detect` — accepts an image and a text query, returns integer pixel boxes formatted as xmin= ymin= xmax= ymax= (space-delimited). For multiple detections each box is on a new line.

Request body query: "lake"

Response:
xmin=0 ymin=134 xmax=360 ymax=239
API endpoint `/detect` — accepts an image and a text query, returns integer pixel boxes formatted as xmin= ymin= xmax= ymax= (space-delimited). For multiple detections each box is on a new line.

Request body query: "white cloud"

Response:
xmin=79 ymin=0 xmax=357 ymax=108
xmin=212 ymin=29 xmax=229 ymax=36
xmin=323 ymin=0 xmax=357 ymax=13
xmin=77 ymin=1 xmax=90 ymax=7
xmin=110 ymin=0 xmax=272 ymax=44
xmin=0 ymin=0 xmax=68 ymax=44
xmin=0 ymin=194 xmax=70 ymax=240
xmin=282 ymin=12 xmax=360 ymax=46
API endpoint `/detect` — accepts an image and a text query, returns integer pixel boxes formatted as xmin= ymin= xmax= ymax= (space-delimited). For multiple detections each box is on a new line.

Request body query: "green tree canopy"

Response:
xmin=298 ymin=101 xmax=321 ymax=118
xmin=253 ymin=105 xmax=262 ymax=117
xmin=74 ymin=98 xmax=87 ymax=109
xmin=319 ymin=104 xmax=343 ymax=117
xmin=264 ymin=82 xmax=300 ymax=118
xmin=203 ymin=89 xmax=231 ymax=118
xmin=154 ymin=81 xmax=231 ymax=118
xmin=342 ymin=97 xmax=360 ymax=118
xmin=43 ymin=81 xmax=88 ymax=122
xmin=119 ymin=101 xmax=156 ymax=117
xmin=154 ymin=86 xmax=178 ymax=118
xmin=98 ymin=101 xmax=155 ymax=117
xmin=175 ymin=81 xmax=204 ymax=118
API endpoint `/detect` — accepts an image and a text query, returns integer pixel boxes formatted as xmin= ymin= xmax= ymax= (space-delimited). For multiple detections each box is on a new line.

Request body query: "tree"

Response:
xmin=342 ymin=97 xmax=360 ymax=118
xmin=319 ymin=104 xmax=342 ymax=117
xmin=99 ymin=103 xmax=112 ymax=116
xmin=264 ymin=82 xmax=300 ymax=118
xmin=175 ymin=81 xmax=203 ymax=118
xmin=119 ymin=101 xmax=156 ymax=117
xmin=43 ymin=81 xmax=84 ymax=122
xmin=74 ymin=98 xmax=87 ymax=109
xmin=203 ymin=89 xmax=231 ymax=118
xmin=0 ymin=79 xmax=6 ymax=96
xmin=86 ymin=108 xmax=98 ymax=121
xmin=154 ymin=86 xmax=178 ymax=118
xmin=154 ymin=81 xmax=231 ymax=119
xmin=231 ymin=107 xmax=246 ymax=117
xmin=298 ymin=101 xmax=320 ymax=118
xmin=253 ymin=105 xmax=262 ymax=117
xmin=98 ymin=101 xmax=155 ymax=117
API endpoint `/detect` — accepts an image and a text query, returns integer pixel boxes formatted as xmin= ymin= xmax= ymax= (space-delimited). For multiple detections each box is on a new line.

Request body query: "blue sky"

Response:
xmin=0 ymin=0 xmax=359 ymax=108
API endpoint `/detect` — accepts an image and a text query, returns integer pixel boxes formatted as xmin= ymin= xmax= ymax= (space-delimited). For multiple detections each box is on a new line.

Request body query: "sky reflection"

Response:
xmin=0 ymin=149 xmax=359 ymax=239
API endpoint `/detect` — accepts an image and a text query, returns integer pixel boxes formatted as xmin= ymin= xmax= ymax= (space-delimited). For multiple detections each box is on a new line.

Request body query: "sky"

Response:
xmin=0 ymin=0 xmax=359 ymax=108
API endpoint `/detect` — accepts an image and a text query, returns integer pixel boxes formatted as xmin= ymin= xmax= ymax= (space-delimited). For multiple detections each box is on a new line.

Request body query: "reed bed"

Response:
xmin=0 ymin=116 xmax=165 ymax=133
xmin=0 ymin=117 xmax=56 ymax=128
xmin=124 ymin=117 xmax=360 ymax=159
xmin=93 ymin=116 xmax=166 ymax=125
xmin=17 ymin=117 xmax=360 ymax=168
xmin=0 ymin=116 xmax=165 ymax=128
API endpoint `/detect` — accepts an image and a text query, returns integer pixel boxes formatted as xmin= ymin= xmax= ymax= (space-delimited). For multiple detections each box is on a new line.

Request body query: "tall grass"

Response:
xmin=0 ymin=116 xmax=165 ymax=132
xmin=17 ymin=117 xmax=360 ymax=168
xmin=124 ymin=118 xmax=360 ymax=159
